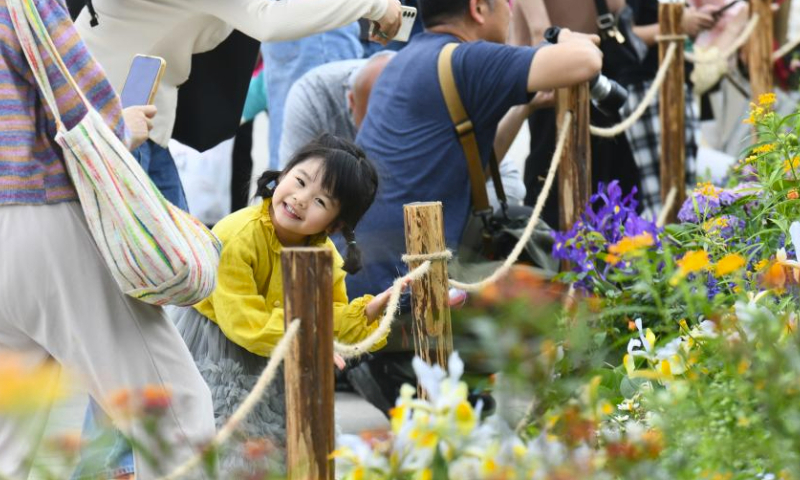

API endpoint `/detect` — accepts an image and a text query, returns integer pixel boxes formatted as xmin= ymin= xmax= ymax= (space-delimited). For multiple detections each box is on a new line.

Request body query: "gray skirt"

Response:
xmin=170 ymin=306 xmax=286 ymax=471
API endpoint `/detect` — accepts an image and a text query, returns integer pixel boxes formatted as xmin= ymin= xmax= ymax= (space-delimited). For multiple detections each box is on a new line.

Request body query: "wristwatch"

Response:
xmin=543 ymin=26 xmax=561 ymax=45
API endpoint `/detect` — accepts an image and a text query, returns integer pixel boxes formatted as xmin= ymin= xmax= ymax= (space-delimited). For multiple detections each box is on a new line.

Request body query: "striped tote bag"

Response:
xmin=8 ymin=0 xmax=221 ymax=306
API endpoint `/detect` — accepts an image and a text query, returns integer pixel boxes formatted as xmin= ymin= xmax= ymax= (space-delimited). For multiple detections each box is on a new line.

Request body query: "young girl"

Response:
xmin=74 ymin=134 xmax=394 ymax=477
xmin=173 ymin=134 xmax=393 ymax=468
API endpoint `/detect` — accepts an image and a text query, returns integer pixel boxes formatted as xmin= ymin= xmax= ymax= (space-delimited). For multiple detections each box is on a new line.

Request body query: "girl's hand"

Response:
xmin=366 ymin=278 xmax=411 ymax=324
xmin=333 ymin=353 xmax=346 ymax=370
xmin=123 ymin=105 xmax=157 ymax=150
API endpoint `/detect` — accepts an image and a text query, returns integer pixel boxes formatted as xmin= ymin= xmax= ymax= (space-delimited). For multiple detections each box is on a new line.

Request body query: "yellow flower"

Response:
xmin=454 ymin=400 xmax=476 ymax=435
xmin=671 ymin=250 xmax=710 ymax=285
xmin=758 ymin=92 xmax=776 ymax=107
xmin=784 ymin=157 xmax=800 ymax=174
xmin=0 ymin=355 xmax=67 ymax=414
xmin=609 ymin=232 xmax=654 ymax=257
xmin=715 ymin=253 xmax=746 ymax=277
xmin=753 ymin=143 xmax=776 ymax=155
xmin=743 ymin=104 xmax=765 ymax=124
xmin=678 ymin=250 xmax=709 ymax=273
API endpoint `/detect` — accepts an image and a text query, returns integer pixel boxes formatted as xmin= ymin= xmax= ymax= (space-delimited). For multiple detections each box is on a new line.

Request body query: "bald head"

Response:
xmin=348 ymin=52 xmax=395 ymax=130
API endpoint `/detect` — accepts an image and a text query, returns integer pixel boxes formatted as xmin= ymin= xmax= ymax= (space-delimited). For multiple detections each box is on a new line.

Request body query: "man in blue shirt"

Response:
xmin=350 ymin=0 xmax=604 ymax=299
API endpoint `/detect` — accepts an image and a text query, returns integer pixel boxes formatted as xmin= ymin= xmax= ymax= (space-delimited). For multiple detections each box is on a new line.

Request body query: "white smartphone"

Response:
xmin=370 ymin=5 xmax=417 ymax=43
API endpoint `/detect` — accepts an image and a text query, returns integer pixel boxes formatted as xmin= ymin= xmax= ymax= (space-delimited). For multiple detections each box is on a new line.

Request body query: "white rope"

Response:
xmin=773 ymin=35 xmax=800 ymax=62
xmin=447 ymin=112 xmax=571 ymax=292
xmin=333 ymin=261 xmax=432 ymax=359
xmin=656 ymin=187 xmax=678 ymax=228
xmin=590 ymin=42 xmax=678 ymax=138
xmin=401 ymin=250 xmax=454 ymax=263
xmin=684 ymin=14 xmax=760 ymax=64
xmin=156 ymin=319 xmax=301 ymax=480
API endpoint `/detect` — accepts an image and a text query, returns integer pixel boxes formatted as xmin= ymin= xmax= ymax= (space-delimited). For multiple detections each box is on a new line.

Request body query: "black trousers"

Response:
xmin=523 ymin=106 xmax=642 ymax=228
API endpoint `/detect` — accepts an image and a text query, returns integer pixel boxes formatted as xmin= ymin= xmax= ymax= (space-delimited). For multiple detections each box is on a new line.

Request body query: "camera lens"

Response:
xmin=589 ymin=75 xmax=628 ymax=118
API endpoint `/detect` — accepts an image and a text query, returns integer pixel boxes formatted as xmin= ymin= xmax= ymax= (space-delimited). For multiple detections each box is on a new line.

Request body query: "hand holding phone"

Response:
xmin=370 ymin=5 xmax=416 ymax=43
xmin=121 ymin=55 xmax=166 ymax=108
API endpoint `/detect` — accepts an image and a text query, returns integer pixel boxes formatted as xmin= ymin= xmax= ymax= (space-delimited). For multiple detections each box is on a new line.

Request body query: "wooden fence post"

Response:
xmin=403 ymin=202 xmax=452 ymax=396
xmin=658 ymin=2 xmax=686 ymax=223
xmin=748 ymin=0 xmax=774 ymax=102
xmin=556 ymin=83 xmax=592 ymax=233
xmin=282 ymin=247 xmax=334 ymax=480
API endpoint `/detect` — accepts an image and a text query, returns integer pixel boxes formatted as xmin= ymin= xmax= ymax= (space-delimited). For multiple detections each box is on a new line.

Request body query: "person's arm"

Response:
xmin=526 ymin=36 xmax=603 ymax=92
xmin=329 ymin=243 xmax=388 ymax=352
xmin=510 ymin=0 xmax=551 ymax=46
xmin=493 ymin=90 xmax=555 ymax=160
xmin=279 ymin=82 xmax=324 ymax=168
xmin=209 ymin=236 xmax=286 ymax=357
xmin=197 ymin=0 xmax=399 ymax=44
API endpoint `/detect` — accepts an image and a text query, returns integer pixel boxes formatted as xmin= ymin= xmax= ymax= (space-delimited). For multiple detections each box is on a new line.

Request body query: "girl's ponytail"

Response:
xmin=254 ymin=170 xmax=281 ymax=199
xmin=341 ymin=227 xmax=363 ymax=275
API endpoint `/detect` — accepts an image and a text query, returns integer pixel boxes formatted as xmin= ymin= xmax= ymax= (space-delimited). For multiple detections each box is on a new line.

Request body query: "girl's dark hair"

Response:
xmin=255 ymin=134 xmax=379 ymax=274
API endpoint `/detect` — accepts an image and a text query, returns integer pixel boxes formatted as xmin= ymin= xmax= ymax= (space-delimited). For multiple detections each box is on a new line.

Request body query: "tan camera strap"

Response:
xmin=437 ymin=42 xmax=508 ymax=216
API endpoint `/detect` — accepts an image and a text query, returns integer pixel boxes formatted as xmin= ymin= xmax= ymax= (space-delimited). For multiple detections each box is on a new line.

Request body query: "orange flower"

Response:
xmin=141 ymin=385 xmax=172 ymax=413
xmin=608 ymin=232 xmax=654 ymax=257
xmin=762 ymin=261 xmax=787 ymax=290
xmin=789 ymin=189 xmax=799 ymax=200
xmin=715 ymin=253 xmax=746 ymax=277
xmin=671 ymin=250 xmax=710 ymax=285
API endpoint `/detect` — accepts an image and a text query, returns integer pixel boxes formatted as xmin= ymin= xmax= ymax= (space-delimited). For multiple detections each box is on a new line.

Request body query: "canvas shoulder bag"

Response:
xmin=437 ymin=43 xmax=558 ymax=273
xmin=8 ymin=0 xmax=221 ymax=306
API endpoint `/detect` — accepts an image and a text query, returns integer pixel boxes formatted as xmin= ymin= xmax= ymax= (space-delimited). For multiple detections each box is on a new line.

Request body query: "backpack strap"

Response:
xmin=437 ymin=43 xmax=509 ymax=216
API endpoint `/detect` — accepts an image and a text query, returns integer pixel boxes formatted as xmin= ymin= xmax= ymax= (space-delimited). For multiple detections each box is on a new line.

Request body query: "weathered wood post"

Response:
xmin=748 ymin=0 xmax=774 ymax=102
xmin=658 ymin=2 xmax=686 ymax=223
xmin=556 ymin=83 xmax=592 ymax=233
xmin=282 ymin=247 xmax=334 ymax=480
xmin=403 ymin=202 xmax=453 ymax=396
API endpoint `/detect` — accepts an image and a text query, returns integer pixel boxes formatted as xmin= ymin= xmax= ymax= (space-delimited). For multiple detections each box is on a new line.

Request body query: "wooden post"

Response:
xmin=556 ymin=83 xmax=591 ymax=233
xmin=403 ymin=202 xmax=452 ymax=396
xmin=748 ymin=0 xmax=774 ymax=102
xmin=658 ymin=2 xmax=686 ymax=224
xmin=282 ymin=248 xmax=334 ymax=480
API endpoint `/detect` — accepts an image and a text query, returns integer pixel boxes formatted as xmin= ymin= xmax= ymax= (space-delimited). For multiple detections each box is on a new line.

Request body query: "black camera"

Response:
xmin=542 ymin=25 xmax=629 ymax=118
xmin=589 ymin=74 xmax=628 ymax=117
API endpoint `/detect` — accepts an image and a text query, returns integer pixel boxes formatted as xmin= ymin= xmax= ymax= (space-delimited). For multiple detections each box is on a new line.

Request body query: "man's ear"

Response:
xmin=469 ymin=0 xmax=488 ymax=25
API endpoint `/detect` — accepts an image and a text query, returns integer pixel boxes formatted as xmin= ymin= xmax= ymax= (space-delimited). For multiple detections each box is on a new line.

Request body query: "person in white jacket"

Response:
xmin=70 ymin=1 xmax=401 ymax=478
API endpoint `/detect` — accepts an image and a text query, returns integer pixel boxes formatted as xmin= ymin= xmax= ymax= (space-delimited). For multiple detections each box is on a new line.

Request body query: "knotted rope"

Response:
xmin=157 ymin=319 xmax=301 ymax=480
xmin=589 ymin=42 xmax=678 ymax=138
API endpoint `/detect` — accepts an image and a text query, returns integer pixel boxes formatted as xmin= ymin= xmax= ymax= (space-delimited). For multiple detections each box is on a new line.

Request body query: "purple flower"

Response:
xmin=553 ymin=181 xmax=661 ymax=289
xmin=678 ymin=182 xmax=753 ymax=224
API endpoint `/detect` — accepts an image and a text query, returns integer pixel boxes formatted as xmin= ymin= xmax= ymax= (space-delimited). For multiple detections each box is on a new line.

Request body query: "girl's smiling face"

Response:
xmin=269 ymin=157 xmax=341 ymax=246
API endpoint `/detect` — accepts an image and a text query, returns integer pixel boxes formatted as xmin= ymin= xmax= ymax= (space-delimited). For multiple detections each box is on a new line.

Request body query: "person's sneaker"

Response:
xmin=346 ymin=361 xmax=394 ymax=417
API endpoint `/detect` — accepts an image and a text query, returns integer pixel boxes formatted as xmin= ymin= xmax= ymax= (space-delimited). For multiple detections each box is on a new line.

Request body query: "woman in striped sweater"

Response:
xmin=0 ymin=0 xmax=217 ymax=477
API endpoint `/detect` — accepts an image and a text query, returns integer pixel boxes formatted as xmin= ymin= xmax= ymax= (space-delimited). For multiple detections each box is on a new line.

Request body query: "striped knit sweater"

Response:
xmin=0 ymin=0 xmax=126 ymax=205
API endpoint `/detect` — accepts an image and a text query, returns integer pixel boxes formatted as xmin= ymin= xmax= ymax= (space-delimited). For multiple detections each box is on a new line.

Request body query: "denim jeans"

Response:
xmin=261 ymin=22 xmax=362 ymax=170
xmin=72 ymin=140 xmax=187 ymax=479
xmin=134 ymin=140 xmax=189 ymax=211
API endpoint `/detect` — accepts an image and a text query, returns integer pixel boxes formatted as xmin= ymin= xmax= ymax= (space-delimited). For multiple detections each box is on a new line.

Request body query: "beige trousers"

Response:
xmin=0 ymin=202 xmax=215 ymax=479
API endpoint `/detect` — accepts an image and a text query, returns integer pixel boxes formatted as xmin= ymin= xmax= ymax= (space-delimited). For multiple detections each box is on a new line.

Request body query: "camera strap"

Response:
xmin=437 ymin=43 xmax=508 ymax=220
xmin=594 ymin=0 xmax=625 ymax=44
